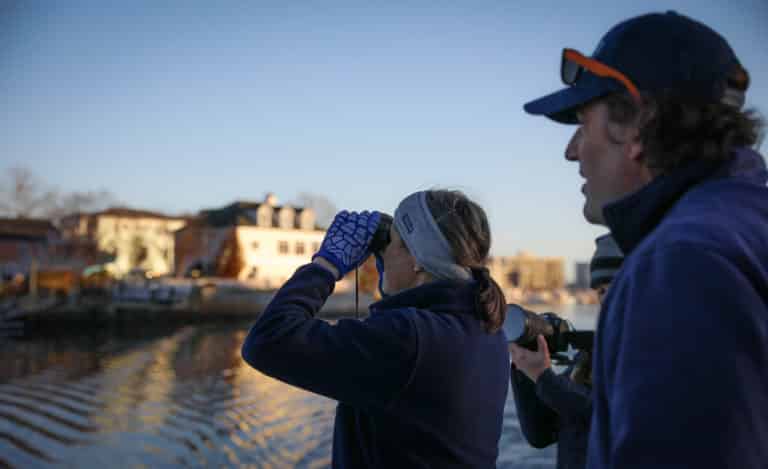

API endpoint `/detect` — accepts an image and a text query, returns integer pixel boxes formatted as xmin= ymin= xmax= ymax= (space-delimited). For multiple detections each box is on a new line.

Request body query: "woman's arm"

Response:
xmin=241 ymin=263 xmax=417 ymax=410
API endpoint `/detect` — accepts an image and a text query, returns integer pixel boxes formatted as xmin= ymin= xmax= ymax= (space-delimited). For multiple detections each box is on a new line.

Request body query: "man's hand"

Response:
xmin=510 ymin=335 xmax=552 ymax=382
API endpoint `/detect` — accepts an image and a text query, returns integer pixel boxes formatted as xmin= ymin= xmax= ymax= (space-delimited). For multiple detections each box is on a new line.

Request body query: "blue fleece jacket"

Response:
xmin=241 ymin=263 xmax=510 ymax=468
xmin=587 ymin=148 xmax=768 ymax=468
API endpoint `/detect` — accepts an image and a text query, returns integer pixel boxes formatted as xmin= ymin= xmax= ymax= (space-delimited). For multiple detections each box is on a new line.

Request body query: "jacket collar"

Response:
xmin=370 ymin=279 xmax=478 ymax=316
xmin=604 ymin=147 xmax=767 ymax=255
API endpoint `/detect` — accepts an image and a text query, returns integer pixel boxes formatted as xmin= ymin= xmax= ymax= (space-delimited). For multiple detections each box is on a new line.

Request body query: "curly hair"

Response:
xmin=603 ymin=65 xmax=764 ymax=174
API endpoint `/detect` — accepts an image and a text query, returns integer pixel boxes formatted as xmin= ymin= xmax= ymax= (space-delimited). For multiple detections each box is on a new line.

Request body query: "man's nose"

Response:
xmin=565 ymin=127 xmax=582 ymax=161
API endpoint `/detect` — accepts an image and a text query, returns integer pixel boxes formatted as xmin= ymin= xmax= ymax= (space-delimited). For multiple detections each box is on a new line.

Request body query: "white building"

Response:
xmin=60 ymin=208 xmax=187 ymax=277
xmin=174 ymin=194 xmax=338 ymax=290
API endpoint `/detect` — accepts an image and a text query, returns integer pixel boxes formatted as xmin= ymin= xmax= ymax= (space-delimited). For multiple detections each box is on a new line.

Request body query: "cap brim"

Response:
xmin=523 ymin=86 xmax=608 ymax=124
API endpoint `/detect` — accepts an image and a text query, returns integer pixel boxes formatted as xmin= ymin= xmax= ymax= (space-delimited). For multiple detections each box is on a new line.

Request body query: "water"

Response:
xmin=0 ymin=304 xmax=597 ymax=468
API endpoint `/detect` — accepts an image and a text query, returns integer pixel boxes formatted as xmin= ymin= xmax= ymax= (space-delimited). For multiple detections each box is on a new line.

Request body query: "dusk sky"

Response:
xmin=2 ymin=1 xmax=766 ymax=277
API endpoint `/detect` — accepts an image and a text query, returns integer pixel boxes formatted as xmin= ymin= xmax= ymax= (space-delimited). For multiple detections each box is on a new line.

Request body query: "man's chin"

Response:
xmin=583 ymin=202 xmax=607 ymax=226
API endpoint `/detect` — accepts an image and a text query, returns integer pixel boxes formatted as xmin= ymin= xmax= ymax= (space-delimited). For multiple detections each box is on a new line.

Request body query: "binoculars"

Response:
xmin=369 ymin=213 xmax=393 ymax=254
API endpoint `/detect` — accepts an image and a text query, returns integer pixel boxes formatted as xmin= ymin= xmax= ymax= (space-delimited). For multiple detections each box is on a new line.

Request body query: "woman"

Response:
xmin=241 ymin=190 xmax=509 ymax=468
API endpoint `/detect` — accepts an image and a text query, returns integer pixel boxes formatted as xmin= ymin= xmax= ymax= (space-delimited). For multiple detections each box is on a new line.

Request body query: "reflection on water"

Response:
xmin=0 ymin=304 xmax=596 ymax=468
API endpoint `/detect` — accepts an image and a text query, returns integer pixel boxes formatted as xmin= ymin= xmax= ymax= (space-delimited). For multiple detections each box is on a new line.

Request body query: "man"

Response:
xmin=523 ymin=11 xmax=767 ymax=468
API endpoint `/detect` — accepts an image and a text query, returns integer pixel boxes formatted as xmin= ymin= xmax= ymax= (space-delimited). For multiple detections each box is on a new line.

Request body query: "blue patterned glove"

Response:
xmin=313 ymin=210 xmax=382 ymax=279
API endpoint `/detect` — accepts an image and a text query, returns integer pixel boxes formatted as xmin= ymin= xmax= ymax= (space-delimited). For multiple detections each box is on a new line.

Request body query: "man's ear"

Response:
xmin=625 ymin=128 xmax=655 ymax=182
xmin=626 ymin=132 xmax=644 ymax=162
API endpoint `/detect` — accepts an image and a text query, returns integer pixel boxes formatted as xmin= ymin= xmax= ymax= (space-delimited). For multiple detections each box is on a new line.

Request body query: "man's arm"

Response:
xmin=536 ymin=367 xmax=591 ymax=419
xmin=510 ymin=366 xmax=559 ymax=448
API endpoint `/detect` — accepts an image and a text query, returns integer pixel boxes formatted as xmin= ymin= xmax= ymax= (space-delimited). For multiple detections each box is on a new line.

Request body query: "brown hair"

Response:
xmin=425 ymin=190 xmax=506 ymax=333
xmin=603 ymin=64 xmax=764 ymax=174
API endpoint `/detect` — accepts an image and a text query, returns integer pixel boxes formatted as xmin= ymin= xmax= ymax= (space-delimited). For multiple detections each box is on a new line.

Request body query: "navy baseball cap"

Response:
xmin=524 ymin=11 xmax=745 ymax=124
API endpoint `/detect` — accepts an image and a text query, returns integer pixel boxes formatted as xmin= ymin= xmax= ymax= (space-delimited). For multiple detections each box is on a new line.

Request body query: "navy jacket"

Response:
xmin=511 ymin=356 xmax=591 ymax=469
xmin=241 ymin=263 xmax=510 ymax=468
xmin=587 ymin=148 xmax=768 ymax=468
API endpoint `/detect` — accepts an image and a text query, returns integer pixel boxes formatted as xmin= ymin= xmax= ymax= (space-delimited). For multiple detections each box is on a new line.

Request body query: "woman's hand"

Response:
xmin=510 ymin=335 xmax=552 ymax=382
xmin=313 ymin=210 xmax=382 ymax=280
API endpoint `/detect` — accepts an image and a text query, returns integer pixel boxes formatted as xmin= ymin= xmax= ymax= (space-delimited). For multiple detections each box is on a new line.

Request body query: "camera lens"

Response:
xmin=504 ymin=304 xmax=593 ymax=357
xmin=504 ymin=304 xmax=555 ymax=350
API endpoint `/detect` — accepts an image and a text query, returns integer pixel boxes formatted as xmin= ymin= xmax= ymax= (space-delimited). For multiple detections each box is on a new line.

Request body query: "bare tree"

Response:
xmin=295 ymin=192 xmax=338 ymax=229
xmin=47 ymin=190 xmax=119 ymax=222
xmin=0 ymin=167 xmax=58 ymax=218
xmin=0 ymin=166 xmax=120 ymax=222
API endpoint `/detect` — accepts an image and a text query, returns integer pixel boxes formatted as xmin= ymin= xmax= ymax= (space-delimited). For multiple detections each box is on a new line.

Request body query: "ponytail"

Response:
xmin=470 ymin=267 xmax=506 ymax=333
xmin=426 ymin=190 xmax=507 ymax=334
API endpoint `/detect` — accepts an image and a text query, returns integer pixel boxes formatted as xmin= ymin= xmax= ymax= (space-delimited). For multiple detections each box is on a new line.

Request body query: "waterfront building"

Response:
xmin=174 ymin=194 xmax=334 ymax=290
xmin=574 ymin=262 xmax=591 ymax=290
xmin=60 ymin=208 xmax=187 ymax=278
xmin=487 ymin=251 xmax=566 ymax=291
xmin=0 ymin=218 xmax=60 ymax=278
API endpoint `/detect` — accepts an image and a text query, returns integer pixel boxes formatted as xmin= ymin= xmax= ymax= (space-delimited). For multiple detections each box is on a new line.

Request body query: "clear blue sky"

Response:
xmin=2 ymin=1 xmax=767 ymax=277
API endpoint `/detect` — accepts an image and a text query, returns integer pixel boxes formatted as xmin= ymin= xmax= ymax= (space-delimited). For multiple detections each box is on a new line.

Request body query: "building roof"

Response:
xmin=198 ymin=200 xmax=308 ymax=228
xmin=66 ymin=207 xmax=188 ymax=221
xmin=0 ymin=218 xmax=59 ymax=241
xmin=199 ymin=202 xmax=256 ymax=227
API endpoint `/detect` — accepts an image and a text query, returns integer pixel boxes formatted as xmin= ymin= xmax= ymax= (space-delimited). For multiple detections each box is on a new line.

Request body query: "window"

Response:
xmin=295 ymin=242 xmax=305 ymax=255
xmin=278 ymin=241 xmax=289 ymax=254
xmin=251 ymin=241 xmax=260 ymax=250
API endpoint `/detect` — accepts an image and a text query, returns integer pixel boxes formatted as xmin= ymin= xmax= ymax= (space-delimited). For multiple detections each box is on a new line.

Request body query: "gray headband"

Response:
xmin=393 ymin=191 xmax=472 ymax=282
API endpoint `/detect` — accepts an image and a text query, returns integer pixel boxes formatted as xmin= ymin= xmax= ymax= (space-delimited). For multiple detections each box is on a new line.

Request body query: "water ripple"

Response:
xmin=0 ymin=321 xmax=569 ymax=468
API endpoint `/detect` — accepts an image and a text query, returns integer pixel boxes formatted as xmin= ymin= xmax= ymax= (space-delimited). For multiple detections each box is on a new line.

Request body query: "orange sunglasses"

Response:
xmin=561 ymin=48 xmax=642 ymax=103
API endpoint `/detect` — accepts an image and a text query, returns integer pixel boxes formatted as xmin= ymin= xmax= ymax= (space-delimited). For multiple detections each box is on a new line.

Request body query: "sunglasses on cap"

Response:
xmin=561 ymin=48 xmax=642 ymax=103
